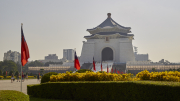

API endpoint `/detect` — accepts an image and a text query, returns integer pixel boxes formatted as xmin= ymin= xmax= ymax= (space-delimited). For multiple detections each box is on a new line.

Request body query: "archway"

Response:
xmin=102 ymin=47 xmax=113 ymax=61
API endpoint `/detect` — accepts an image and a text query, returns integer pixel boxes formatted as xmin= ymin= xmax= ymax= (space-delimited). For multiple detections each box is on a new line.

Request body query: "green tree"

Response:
xmin=3 ymin=71 xmax=6 ymax=76
xmin=0 ymin=61 xmax=3 ymax=70
xmin=40 ymin=69 xmax=44 ymax=75
xmin=16 ymin=62 xmax=21 ymax=72
xmin=28 ymin=60 xmax=44 ymax=67
xmin=15 ymin=71 xmax=19 ymax=76
xmin=30 ymin=72 xmax=33 ymax=76
xmin=177 ymin=68 xmax=180 ymax=71
xmin=169 ymin=68 xmax=173 ymax=71
xmin=1 ymin=60 xmax=17 ymax=72
xmin=44 ymin=61 xmax=63 ymax=66
xmin=152 ymin=68 xmax=157 ymax=72
xmin=9 ymin=71 xmax=13 ymax=76
xmin=0 ymin=70 xmax=2 ymax=75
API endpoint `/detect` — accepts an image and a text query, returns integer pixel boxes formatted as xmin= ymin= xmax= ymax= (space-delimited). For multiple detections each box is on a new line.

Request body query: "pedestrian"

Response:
xmin=11 ymin=73 xmax=14 ymax=83
xmin=22 ymin=74 xmax=24 ymax=82
xmin=37 ymin=73 xmax=40 ymax=82
xmin=17 ymin=73 xmax=20 ymax=82
xmin=26 ymin=73 xmax=28 ymax=81
xmin=24 ymin=73 xmax=26 ymax=81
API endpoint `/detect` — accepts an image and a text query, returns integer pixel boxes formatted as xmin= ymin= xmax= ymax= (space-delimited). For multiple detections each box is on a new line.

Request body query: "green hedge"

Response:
xmin=27 ymin=81 xmax=180 ymax=101
xmin=0 ymin=90 xmax=29 ymax=101
xmin=41 ymin=72 xmax=58 ymax=83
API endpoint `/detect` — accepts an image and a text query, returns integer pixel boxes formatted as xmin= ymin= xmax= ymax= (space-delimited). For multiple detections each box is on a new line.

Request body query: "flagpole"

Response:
xmin=21 ymin=65 xmax=22 ymax=92
xmin=74 ymin=48 xmax=76 ymax=72
xmin=21 ymin=23 xmax=23 ymax=92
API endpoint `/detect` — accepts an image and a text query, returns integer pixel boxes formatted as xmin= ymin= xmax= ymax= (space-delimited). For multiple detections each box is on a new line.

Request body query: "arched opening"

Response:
xmin=102 ymin=47 xmax=113 ymax=61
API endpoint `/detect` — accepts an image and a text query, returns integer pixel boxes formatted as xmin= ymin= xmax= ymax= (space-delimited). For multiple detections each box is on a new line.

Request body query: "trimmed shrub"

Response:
xmin=6 ymin=76 xmax=11 ymax=79
xmin=50 ymin=71 xmax=137 ymax=82
xmin=0 ymin=90 xmax=29 ymax=101
xmin=27 ymin=81 xmax=180 ymax=101
xmin=0 ymin=76 xmax=4 ymax=79
xmin=76 ymin=69 xmax=92 ymax=73
xmin=136 ymin=70 xmax=180 ymax=82
xmin=41 ymin=72 xmax=58 ymax=83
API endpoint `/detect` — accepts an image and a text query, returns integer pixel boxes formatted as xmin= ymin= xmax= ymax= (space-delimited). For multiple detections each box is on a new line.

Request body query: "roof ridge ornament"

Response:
xmin=107 ymin=13 xmax=111 ymax=18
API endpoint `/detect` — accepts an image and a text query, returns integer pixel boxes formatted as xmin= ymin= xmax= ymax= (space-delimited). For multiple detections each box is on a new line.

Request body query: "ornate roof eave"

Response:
xmin=84 ymin=33 xmax=134 ymax=40
xmin=87 ymin=26 xmax=131 ymax=34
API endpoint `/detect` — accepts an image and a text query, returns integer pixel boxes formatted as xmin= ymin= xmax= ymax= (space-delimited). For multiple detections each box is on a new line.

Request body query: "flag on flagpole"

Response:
xmin=74 ymin=51 xmax=80 ymax=70
xmin=6 ymin=71 xmax=7 ymax=76
xmin=117 ymin=70 xmax=120 ymax=74
xmin=21 ymin=24 xmax=30 ymax=66
xmin=107 ymin=64 xmax=109 ymax=73
xmin=93 ymin=57 xmax=96 ymax=71
xmin=111 ymin=68 xmax=113 ymax=73
xmin=101 ymin=61 xmax=102 ymax=71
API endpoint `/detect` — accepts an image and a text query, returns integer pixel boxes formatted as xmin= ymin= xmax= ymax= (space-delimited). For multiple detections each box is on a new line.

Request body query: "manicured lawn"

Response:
xmin=30 ymin=96 xmax=72 ymax=101
xmin=0 ymin=90 xmax=29 ymax=101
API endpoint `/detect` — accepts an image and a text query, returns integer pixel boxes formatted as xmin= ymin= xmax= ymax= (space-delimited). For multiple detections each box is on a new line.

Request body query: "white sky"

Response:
xmin=0 ymin=0 xmax=180 ymax=62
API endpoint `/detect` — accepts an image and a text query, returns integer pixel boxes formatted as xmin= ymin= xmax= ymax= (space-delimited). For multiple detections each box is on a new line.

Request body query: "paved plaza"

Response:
xmin=0 ymin=79 xmax=40 ymax=94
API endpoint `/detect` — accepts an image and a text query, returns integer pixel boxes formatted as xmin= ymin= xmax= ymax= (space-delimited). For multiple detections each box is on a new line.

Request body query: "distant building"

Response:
xmin=63 ymin=49 xmax=74 ymax=61
xmin=134 ymin=46 xmax=149 ymax=61
xmin=45 ymin=54 xmax=58 ymax=60
xmin=134 ymin=53 xmax=149 ymax=61
xmin=38 ymin=54 xmax=62 ymax=63
xmin=4 ymin=50 xmax=21 ymax=63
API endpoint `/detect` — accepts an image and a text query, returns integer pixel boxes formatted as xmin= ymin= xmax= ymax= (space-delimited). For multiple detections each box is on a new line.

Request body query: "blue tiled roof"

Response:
xmin=87 ymin=17 xmax=130 ymax=30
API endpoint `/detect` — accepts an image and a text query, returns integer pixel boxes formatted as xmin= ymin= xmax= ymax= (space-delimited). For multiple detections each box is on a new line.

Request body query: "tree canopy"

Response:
xmin=0 ymin=60 xmax=17 ymax=72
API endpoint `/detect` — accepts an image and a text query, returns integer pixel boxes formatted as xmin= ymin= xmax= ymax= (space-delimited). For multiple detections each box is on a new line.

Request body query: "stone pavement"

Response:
xmin=0 ymin=79 xmax=40 ymax=94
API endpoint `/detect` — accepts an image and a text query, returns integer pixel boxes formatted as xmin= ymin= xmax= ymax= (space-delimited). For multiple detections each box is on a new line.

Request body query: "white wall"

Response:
xmin=80 ymin=37 xmax=135 ymax=63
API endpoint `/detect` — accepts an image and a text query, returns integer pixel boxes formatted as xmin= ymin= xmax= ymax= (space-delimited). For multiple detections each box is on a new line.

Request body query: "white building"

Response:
xmin=63 ymin=49 xmax=74 ymax=61
xmin=80 ymin=13 xmax=135 ymax=63
xmin=4 ymin=50 xmax=21 ymax=63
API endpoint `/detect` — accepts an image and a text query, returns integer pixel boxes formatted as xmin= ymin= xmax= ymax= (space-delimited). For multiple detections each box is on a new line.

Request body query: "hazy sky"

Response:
xmin=0 ymin=0 xmax=180 ymax=62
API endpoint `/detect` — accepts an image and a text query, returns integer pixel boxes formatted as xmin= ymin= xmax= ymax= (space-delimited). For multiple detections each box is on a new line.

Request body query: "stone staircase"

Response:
xmin=112 ymin=63 xmax=126 ymax=73
xmin=80 ymin=63 xmax=93 ymax=69
xmin=92 ymin=61 xmax=114 ymax=72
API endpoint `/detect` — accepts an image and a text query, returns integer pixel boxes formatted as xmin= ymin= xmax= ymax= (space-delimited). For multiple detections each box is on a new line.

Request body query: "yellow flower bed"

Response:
xmin=136 ymin=70 xmax=180 ymax=82
xmin=50 ymin=71 xmax=139 ymax=82
xmin=0 ymin=76 xmax=4 ymax=79
xmin=28 ymin=76 xmax=35 ymax=78
xmin=6 ymin=76 xmax=11 ymax=79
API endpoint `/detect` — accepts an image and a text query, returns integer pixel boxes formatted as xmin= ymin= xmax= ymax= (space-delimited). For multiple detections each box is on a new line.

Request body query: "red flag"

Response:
xmin=121 ymin=71 xmax=123 ymax=74
xmin=74 ymin=51 xmax=80 ymax=70
xmin=6 ymin=71 xmax=7 ymax=75
xmin=21 ymin=24 xmax=30 ymax=66
xmin=101 ymin=62 xmax=102 ymax=71
xmin=107 ymin=64 xmax=109 ymax=73
xmin=111 ymin=68 xmax=113 ymax=73
xmin=117 ymin=70 xmax=120 ymax=74
xmin=93 ymin=57 xmax=96 ymax=71
xmin=114 ymin=68 xmax=116 ymax=73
